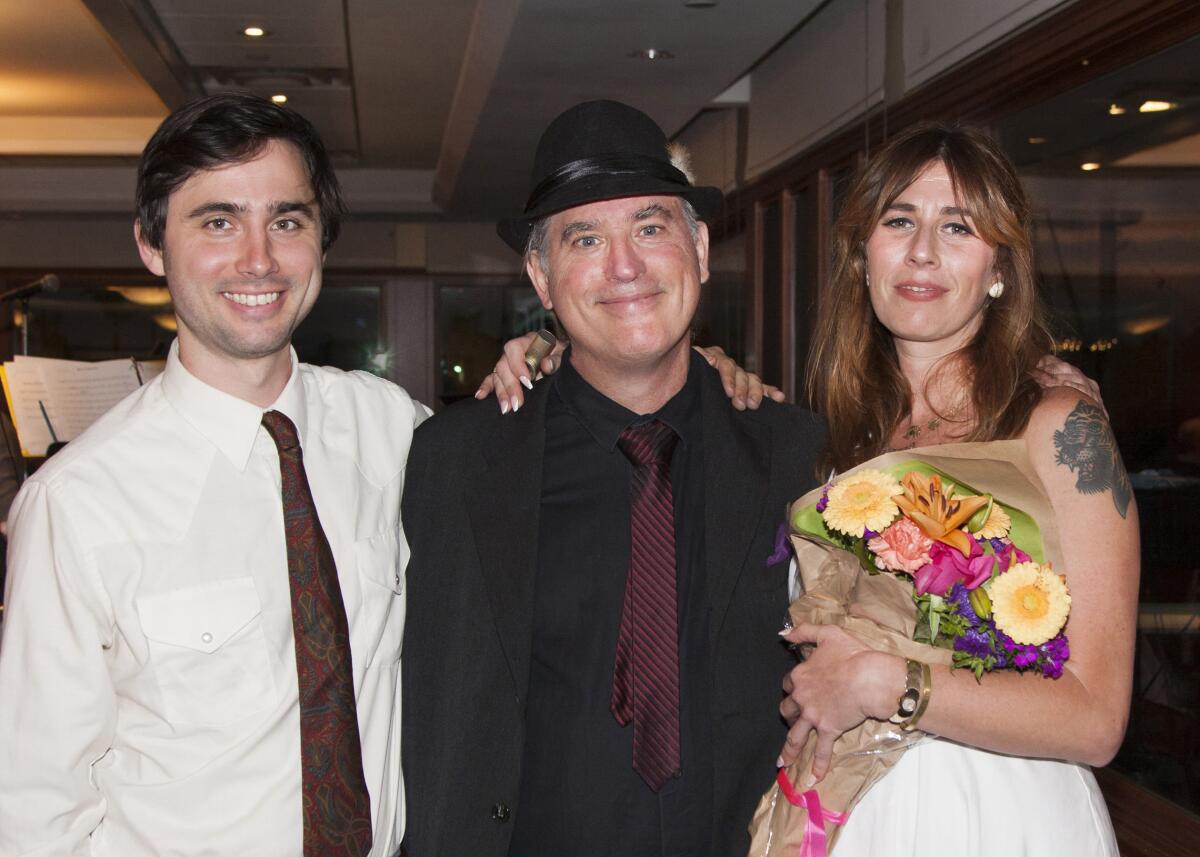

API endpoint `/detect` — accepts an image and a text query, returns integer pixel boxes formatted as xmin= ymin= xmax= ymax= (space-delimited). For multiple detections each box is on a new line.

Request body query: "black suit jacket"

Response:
xmin=401 ymin=365 xmax=825 ymax=856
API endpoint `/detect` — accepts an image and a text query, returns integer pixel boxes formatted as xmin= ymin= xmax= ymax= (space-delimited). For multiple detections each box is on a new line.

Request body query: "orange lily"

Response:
xmin=893 ymin=472 xmax=990 ymax=557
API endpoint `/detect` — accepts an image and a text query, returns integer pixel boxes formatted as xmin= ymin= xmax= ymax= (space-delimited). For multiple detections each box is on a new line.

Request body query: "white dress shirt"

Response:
xmin=0 ymin=342 xmax=428 ymax=857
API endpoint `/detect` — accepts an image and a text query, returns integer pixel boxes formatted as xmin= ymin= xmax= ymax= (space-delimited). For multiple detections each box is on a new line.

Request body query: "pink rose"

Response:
xmin=867 ymin=517 xmax=934 ymax=574
xmin=912 ymin=540 xmax=996 ymax=597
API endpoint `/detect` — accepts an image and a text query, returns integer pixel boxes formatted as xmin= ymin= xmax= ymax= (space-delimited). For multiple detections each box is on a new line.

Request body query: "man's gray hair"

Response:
xmin=524 ymin=197 xmax=702 ymax=276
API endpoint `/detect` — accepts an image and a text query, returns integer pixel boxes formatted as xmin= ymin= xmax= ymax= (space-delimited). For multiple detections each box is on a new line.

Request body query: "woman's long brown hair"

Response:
xmin=805 ymin=122 xmax=1054 ymax=472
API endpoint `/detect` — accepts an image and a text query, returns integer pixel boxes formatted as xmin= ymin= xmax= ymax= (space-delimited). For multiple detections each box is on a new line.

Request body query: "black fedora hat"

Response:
xmin=496 ymin=100 xmax=723 ymax=253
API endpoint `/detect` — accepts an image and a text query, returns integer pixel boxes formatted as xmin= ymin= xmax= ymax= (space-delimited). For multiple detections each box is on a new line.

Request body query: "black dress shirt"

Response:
xmin=507 ymin=350 xmax=714 ymax=857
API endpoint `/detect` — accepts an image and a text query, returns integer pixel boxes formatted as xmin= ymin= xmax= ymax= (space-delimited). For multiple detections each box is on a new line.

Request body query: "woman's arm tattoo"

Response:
xmin=1052 ymin=401 xmax=1133 ymax=518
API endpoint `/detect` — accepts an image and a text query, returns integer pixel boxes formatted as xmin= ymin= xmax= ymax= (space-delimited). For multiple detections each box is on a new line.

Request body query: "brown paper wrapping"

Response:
xmin=746 ymin=440 xmax=1061 ymax=855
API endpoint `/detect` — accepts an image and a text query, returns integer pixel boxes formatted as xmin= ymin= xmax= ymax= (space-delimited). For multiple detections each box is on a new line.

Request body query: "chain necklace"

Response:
xmin=894 ymin=401 xmax=969 ymax=450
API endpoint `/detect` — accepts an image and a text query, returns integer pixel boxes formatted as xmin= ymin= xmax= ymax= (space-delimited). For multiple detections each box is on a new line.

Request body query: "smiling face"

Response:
xmin=864 ymin=160 xmax=999 ymax=355
xmin=135 ymin=139 xmax=323 ymax=390
xmin=527 ymin=194 xmax=709 ymax=394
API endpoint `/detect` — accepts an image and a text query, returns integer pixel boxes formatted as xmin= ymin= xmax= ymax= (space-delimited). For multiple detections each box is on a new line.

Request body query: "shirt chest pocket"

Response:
xmin=355 ymin=527 xmax=406 ymax=667
xmin=137 ymin=577 xmax=277 ymax=726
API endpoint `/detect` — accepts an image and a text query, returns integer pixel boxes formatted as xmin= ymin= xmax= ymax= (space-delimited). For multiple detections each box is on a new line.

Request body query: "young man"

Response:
xmin=0 ymin=94 xmax=419 ymax=856
xmin=401 ymin=100 xmax=827 ymax=856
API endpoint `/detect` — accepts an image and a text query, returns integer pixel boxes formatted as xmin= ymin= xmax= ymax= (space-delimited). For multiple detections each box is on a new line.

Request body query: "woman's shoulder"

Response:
xmin=1023 ymin=387 xmax=1134 ymax=520
xmin=1023 ymin=386 xmax=1108 ymax=450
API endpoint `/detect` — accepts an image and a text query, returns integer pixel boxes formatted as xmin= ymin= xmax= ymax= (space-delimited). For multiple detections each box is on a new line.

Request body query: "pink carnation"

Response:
xmin=913 ymin=540 xmax=996 ymax=597
xmin=867 ymin=517 xmax=934 ymax=574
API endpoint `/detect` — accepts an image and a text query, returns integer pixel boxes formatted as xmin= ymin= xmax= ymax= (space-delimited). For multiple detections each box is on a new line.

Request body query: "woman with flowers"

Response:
xmin=776 ymin=122 xmax=1139 ymax=855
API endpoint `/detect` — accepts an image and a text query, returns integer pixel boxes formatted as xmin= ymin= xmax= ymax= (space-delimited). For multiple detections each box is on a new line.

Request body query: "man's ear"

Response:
xmin=133 ymin=221 xmax=166 ymax=277
xmin=694 ymin=220 xmax=711 ymax=285
xmin=526 ymin=254 xmax=554 ymax=310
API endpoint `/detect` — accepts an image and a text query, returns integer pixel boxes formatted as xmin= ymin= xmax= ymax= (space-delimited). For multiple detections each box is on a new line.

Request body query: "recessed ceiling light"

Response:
xmin=630 ymin=48 xmax=675 ymax=60
xmin=243 ymin=26 xmax=266 ymax=38
xmin=1027 ymin=136 xmax=1047 ymax=145
xmin=1080 ymin=162 xmax=1101 ymax=171
xmin=271 ymin=94 xmax=288 ymax=104
xmin=1138 ymin=100 xmax=1175 ymax=113
xmin=1108 ymin=103 xmax=1126 ymax=115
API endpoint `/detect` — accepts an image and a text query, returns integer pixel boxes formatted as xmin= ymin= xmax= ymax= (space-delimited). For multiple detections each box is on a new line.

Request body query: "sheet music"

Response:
xmin=31 ymin=357 xmax=141 ymax=441
xmin=0 ymin=362 xmax=54 ymax=456
xmin=1 ymin=356 xmax=162 ymax=456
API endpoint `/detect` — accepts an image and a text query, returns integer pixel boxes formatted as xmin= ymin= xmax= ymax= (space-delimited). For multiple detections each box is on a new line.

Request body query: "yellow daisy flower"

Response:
xmin=977 ymin=503 xmax=1012 ymax=540
xmin=990 ymin=561 xmax=1071 ymax=645
xmin=823 ymin=469 xmax=902 ymax=538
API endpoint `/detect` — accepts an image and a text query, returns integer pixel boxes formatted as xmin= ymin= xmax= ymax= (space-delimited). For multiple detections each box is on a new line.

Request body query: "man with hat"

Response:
xmin=401 ymin=100 xmax=826 ymax=855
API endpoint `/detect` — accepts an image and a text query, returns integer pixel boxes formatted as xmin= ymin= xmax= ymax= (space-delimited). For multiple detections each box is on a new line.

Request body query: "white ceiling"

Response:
xmin=0 ymin=0 xmax=815 ymax=219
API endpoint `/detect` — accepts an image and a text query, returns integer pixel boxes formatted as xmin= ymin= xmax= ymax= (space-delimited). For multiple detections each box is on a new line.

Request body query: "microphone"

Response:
xmin=0 ymin=274 xmax=60 ymax=302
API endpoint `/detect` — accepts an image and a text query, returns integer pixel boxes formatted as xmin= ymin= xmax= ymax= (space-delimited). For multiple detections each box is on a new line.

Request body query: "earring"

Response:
xmin=865 ymin=271 xmax=871 ymax=288
xmin=988 ymin=281 xmax=1005 ymax=299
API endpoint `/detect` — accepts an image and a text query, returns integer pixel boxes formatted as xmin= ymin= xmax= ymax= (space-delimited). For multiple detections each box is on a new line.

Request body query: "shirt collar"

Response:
xmin=160 ymin=339 xmax=307 ymax=470
xmin=551 ymin=347 xmax=703 ymax=452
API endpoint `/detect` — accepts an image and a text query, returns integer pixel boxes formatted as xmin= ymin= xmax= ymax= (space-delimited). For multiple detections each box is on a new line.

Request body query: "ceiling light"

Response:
xmin=1027 ymin=136 xmax=1047 ymax=145
xmin=630 ymin=48 xmax=675 ymax=60
xmin=106 ymin=286 xmax=173 ymax=307
xmin=1108 ymin=103 xmax=1126 ymax=115
xmin=153 ymin=314 xmax=178 ymax=332
xmin=271 ymin=94 xmax=288 ymax=104
xmin=243 ymin=26 xmax=266 ymax=38
xmin=1138 ymin=100 xmax=1175 ymax=113
xmin=1080 ymin=162 xmax=1101 ymax=171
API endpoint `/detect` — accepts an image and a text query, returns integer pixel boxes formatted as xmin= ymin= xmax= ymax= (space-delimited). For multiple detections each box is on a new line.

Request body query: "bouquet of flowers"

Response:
xmin=748 ymin=441 xmax=1071 ymax=857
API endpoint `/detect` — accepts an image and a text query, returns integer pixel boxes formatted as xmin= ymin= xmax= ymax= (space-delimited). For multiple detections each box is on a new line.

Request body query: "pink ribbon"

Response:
xmin=776 ymin=769 xmax=849 ymax=857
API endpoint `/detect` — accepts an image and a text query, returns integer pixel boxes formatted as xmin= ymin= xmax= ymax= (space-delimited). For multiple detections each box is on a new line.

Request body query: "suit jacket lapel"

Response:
xmin=701 ymin=373 xmax=773 ymax=648
xmin=465 ymin=383 xmax=550 ymax=700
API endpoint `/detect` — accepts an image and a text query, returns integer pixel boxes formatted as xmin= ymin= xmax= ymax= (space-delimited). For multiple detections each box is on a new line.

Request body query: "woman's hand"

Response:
xmin=777 ymin=622 xmax=904 ymax=785
xmin=474 ymin=331 xmax=565 ymax=414
xmin=695 ymin=345 xmax=786 ymax=410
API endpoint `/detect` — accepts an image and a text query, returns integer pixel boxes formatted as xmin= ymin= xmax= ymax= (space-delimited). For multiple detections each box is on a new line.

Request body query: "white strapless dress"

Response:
xmin=832 ymin=738 xmax=1119 ymax=856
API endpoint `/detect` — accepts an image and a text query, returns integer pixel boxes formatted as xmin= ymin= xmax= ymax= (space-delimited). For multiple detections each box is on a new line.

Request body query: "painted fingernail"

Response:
xmin=510 ymin=397 xmax=521 ymax=413
xmin=475 ymin=388 xmax=486 ymax=399
xmin=500 ymin=400 xmax=509 ymax=415
xmin=804 ymin=774 xmax=816 ymax=789
xmin=520 ymin=376 xmax=533 ymax=390
xmin=776 ymin=756 xmax=785 ymax=768
xmin=778 ymin=627 xmax=791 ymax=636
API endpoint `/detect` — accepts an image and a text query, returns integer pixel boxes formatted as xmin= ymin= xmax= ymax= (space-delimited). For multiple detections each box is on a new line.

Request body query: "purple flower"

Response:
xmin=863 ymin=528 xmax=879 ymax=540
xmin=816 ymin=483 xmax=831 ymax=513
xmin=954 ymin=628 xmax=992 ymax=659
xmin=767 ymin=521 xmax=791 ymax=567
xmin=1038 ymin=634 xmax=1070 ymax=679
xmin=1013 ymin=645 xmax=1039 ymax=668
xmin=948 ymin=582 xmax=978 ymax=624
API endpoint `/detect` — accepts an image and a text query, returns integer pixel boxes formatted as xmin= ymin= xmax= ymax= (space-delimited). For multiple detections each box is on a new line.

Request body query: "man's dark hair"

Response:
xmin=136 ymin=92 xmax=346 ymax=252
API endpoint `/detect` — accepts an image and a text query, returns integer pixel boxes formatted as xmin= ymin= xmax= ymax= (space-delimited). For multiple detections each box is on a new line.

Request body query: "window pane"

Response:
xmin=760 ymin=200 xmax=783 ymax=385
xmin=996 ymin=33 xmax=1200 ymax=815
xmin=435 ymin=283 xmax=552 ymax=406
xmin=698 ymin=232 xmax=748 ymax=365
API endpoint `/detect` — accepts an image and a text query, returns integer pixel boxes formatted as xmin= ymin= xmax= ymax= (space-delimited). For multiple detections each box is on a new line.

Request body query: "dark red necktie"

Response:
xmin=612 ymin=419 xmax=681 ymax=792
xmin=262 ymin=411 xmax=373 ymax=857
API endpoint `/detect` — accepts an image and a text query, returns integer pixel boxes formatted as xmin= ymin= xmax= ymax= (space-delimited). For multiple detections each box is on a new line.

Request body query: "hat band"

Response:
xmin=524 ymin=153 xmax=690 ymax=214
